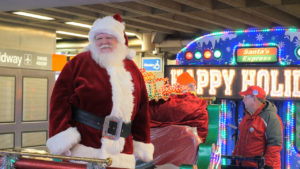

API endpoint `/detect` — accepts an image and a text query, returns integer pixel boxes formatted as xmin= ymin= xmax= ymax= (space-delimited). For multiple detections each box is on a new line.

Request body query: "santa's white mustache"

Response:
xmin=100 ymin=45 xmax=113 ymax=49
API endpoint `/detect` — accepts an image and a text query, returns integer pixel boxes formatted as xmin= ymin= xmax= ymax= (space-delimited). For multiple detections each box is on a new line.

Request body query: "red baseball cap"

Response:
xmin=239 ymin=85 xmax=266 ymax=99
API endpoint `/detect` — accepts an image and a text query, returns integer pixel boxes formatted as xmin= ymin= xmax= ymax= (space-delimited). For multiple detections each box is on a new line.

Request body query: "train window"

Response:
xmin=22 ymin=77 xmax=48 ymax=121
xmin=0 ymin=76 xmax=15 ymax=123
xmin=0 ymin=133 xmax=14 ymax=149
xmin=21 ymin=131 xmax=47 ymax=148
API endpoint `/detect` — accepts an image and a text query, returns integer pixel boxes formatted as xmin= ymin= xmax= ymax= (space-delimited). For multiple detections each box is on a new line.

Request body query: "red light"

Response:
xmin=185 ymin=51 xmax=193 ymax=60
xmin=203 ymin=50 xmax=212 ymax=59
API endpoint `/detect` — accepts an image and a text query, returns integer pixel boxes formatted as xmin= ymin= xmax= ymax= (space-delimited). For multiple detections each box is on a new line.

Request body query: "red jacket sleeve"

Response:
xmin=131 ymin=65 xmax=151 ymax=143
xmin=129 ymin=62 xmax=154 ymax=162
xmin=49 ymin=61 xmax=74 ymax=137
xmin=264 ymin=112 xmax=283 ymax=168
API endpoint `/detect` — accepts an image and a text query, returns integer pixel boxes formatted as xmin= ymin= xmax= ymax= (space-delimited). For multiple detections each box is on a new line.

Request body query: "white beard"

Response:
xmin=90 ymin=42 xmax=127 ymax=68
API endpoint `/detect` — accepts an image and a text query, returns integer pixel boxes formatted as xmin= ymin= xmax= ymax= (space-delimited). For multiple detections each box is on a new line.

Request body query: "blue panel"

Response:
xmin=177 ymin=28 xmax=300 ymax=66
xmin=142 ymin=58 xmax=162 ymax=72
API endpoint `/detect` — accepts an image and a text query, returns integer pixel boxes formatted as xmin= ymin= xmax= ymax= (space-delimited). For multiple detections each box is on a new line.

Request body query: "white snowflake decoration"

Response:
xmin=280 ymin=55 xmax=292 ymax=64
xmin=294 ymin=39 xmax=300 ymax=47
xmin=196 ymin=40 xmax=202 ymax=48
xmin=256 ymin=33 xmax=264 ymax=41
xmin=278 ymin=41 xmax=285 ymax=49
xmin=226 ymin=47 xmax=231 ymax=52
xmin=237 ymin=40 xmax=246 ymax=46
xmin=221 ymin=33 xmax=232 ymax=40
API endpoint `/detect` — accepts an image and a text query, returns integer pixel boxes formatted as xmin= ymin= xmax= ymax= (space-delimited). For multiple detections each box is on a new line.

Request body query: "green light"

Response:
xmin=262 ymin=28 xmax=270 ymax=32
xmin=291 ymin=104 xmax=295 ymax=112
xmin=280 ymin=62 xmax=287 ymax=66
xmin=214 ymin=50 xmax=222 ymax=59
xmin=236 ymin=29 xmax=244 ymax=34
xmin=194 ymin=51 xmax=202 ymax=59
xmin=295 ymin=46 xmax=300 ymax=58
xmin=211 ymin=32 xmax=217 ymax=35
xmin=268 ymin=43 xmax=277 ymax=46
xmin=212 ymin=31 xmax=223 ymax=37
xmin=289 ymin=27 xmax=298 ymax=32
xmin=231 ymin=57 xmax=237 ymax=65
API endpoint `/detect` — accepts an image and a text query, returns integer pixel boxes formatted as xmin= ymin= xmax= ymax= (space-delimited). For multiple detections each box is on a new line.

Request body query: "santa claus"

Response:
xmin=46 ymin=14 xmax=154 ymax=168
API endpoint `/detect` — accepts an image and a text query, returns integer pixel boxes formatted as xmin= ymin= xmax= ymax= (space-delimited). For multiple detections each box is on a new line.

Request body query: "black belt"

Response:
xmin=72 ymin=106 xmax=131 ymax=139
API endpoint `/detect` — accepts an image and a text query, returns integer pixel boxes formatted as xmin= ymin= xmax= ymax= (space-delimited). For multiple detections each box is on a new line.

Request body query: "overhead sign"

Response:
xmin=236 ymin=47 xmax=278 ymax=63
xmin=166 ymin=66 xmax=300 ymax=100
xmin=0 ymin=48 xmax=51 ymax=70
xmin=142 ymin=58 xmax=162 ymax=72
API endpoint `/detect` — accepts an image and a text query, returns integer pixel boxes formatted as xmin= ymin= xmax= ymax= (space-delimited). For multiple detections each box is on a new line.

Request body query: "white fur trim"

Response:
xmin=126 ymin=48 xmax=136 ymax=60
xmin=133 ymin=140 xmax=154 ymax=162
xmin=70 ymin=144 xmax=136 ymax=168
xmin=95 ymin=60 xmax=134 ymax=158
xmin=82 ymin=44 xmax=90 ymax=52
xmin=101 ymin=137 xmax=125 ymax=155
xmin=89 ymin=16 xmax=125 ymax=44
xmin=106 ymin=66 xmax=134 ymax=123
xmin=46 ymin=127 xmax=81 ymax=155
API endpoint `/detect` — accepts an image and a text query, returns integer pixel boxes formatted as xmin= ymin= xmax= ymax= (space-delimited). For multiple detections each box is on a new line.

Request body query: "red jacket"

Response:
xmin=232 ymin=101 xmax=283 ymax=169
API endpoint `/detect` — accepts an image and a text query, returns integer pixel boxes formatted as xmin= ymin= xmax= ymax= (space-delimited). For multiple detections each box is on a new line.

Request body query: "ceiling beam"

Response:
xmin=0 ymin=12 xmax=89 ymax=36
xmin=218 ymin=0 xmax=300 ymax=27
xmin=80 ymin=5 xmax=197 ymax=33
xmin=260 ymin=0 xmax=300 ymax=18
xmin=137 ymin=0 xmax=246 ymax=29
xmin=47 ymin=6 xmax=174 ymax=34
xmin=100 ymin=2 xmax=219 ymax=31
xmin=28 ymin=9 xmax=93 ymax=24
xmin=215 ymin=0 xmax=247 ymax=8
xmin=173 ymin=0 xmax=272 ymax=28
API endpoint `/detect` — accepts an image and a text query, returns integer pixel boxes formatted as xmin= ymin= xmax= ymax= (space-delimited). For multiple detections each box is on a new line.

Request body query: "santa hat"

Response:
xmin=88 ymin=14 xmax=135 ymax=59
xmin=177 ymin=72 xmax=196 ymax=86
xmin=88 ymin=14 xmax=129 ymax=45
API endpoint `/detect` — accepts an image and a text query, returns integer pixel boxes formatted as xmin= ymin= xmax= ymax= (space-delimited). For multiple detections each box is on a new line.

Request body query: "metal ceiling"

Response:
xmin=0 ymin=0 xmax=300 ymax=55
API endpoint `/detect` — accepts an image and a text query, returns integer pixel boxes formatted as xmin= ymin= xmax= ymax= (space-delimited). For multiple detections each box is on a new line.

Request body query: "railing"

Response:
xmin=0 ymin=149 xmax=112 ymax=169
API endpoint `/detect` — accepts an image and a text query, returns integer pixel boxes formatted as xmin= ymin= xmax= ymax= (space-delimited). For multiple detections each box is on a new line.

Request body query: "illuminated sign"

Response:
xmin=236 ymin=47 xmax=278 ymax=63
xmin=166 ymin=66 xmax=300 ymax=100
xmin=0 ymin=48 xmax=51 ymax=70
xmin=142 ymin=58 xmax=162 ymax=72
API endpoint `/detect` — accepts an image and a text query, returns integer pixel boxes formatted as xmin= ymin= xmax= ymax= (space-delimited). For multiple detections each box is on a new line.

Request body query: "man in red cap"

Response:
xmin=232 ymin=86 xmax=283 ymax=169
xmin=46 ymin=14 xmax=153 ymax=168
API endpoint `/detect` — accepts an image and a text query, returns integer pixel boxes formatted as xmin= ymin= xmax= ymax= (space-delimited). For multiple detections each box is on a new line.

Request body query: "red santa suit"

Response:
xmin=46 ymin=15 xmax=154 ymax=169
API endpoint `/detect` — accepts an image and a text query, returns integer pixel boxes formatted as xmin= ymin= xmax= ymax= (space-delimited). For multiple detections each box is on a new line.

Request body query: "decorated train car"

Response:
xmin=166 ymin=28 xmax=300 ymax=169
